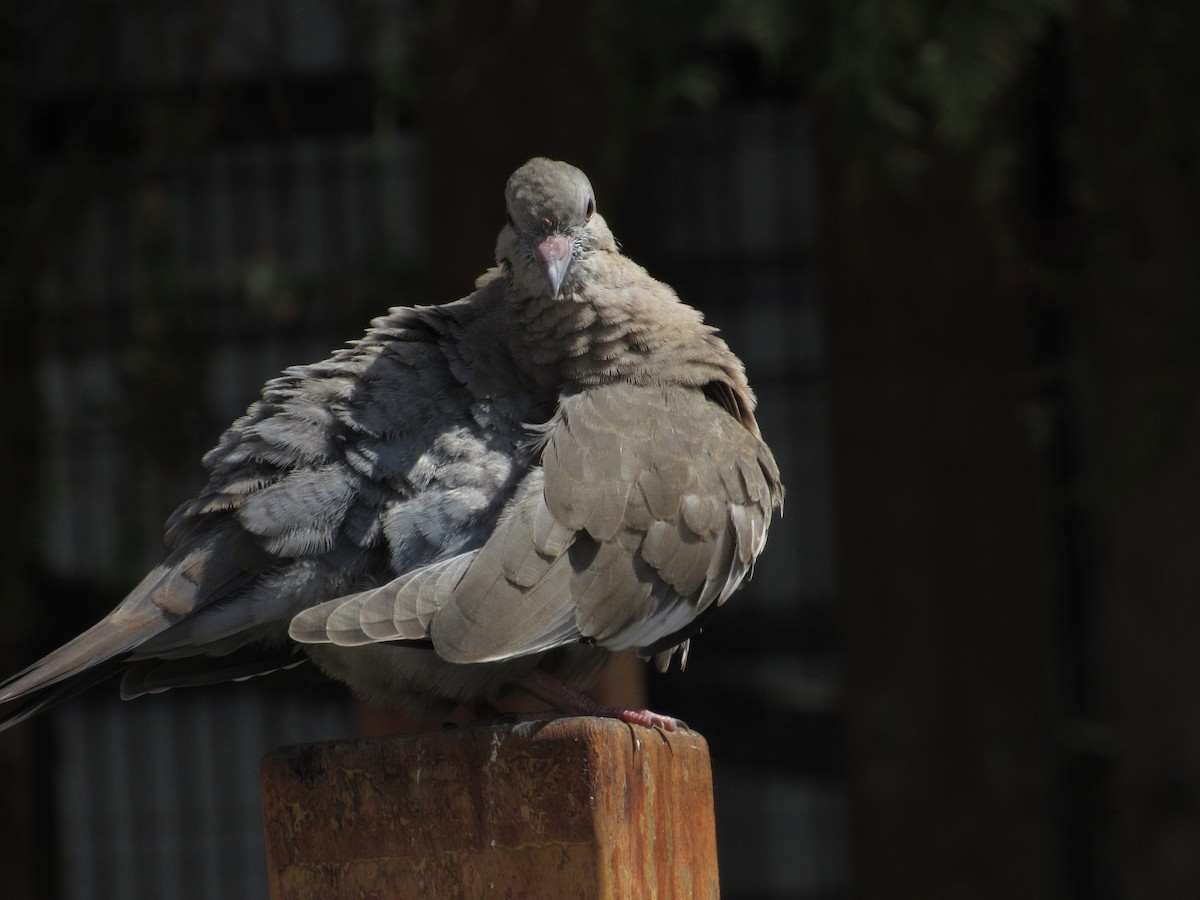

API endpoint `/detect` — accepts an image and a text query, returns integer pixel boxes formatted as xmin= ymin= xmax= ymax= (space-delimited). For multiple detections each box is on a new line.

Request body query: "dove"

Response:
xmin=0 ymin=158 xmax=783 ymax=733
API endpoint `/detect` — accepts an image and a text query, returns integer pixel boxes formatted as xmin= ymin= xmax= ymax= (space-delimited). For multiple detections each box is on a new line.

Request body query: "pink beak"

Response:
xmin=535 ymin=234 xmax=572 ymax=298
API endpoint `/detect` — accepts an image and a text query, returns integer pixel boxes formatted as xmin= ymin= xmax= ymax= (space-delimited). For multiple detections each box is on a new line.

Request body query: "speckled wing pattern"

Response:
xmin=290 ymin=382 xmax=782 ymax=665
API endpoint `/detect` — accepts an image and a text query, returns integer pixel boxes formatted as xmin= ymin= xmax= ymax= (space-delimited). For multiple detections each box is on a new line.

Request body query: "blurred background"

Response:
xmin=0 ymin=1 xmax=1197 ymax=898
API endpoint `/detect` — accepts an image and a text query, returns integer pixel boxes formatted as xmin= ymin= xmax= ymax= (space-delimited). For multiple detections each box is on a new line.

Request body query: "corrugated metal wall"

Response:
xmin=52 ymin=685 xmax=352 ymax=900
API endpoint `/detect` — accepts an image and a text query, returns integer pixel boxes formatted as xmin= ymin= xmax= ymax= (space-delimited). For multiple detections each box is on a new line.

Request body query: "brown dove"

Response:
xmin=0 ymin=158 xmax=783 ymax=732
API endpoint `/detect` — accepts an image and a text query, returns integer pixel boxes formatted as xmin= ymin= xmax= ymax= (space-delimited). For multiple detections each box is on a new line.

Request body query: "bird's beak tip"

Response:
xmin=536 ymin=235 xmax=572 ymax=299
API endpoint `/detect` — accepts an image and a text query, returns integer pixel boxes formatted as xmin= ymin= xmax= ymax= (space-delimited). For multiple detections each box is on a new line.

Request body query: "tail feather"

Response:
xmin=0 ymin=525 xmax=270 ymax=725
xmin=0 ymin=611 xmax=167 ymax=706
xmin=119 ymin=647 xmax=307 ymax=699
xmin=0 ymin=660 xmax=126 ymax=732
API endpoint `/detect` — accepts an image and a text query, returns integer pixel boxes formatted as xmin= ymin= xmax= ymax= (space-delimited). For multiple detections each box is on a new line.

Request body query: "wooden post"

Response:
xmin=261 ymin=717 xmax=719 ymax=899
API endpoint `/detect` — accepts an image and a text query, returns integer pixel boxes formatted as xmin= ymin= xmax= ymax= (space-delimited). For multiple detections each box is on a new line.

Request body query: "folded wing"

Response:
xmin=291 ymin=381 xmax=783 ymax=664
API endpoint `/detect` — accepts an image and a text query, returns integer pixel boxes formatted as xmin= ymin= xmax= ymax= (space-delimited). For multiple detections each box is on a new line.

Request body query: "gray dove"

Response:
xmin=0 ymin=158 xmax=783 ymax=733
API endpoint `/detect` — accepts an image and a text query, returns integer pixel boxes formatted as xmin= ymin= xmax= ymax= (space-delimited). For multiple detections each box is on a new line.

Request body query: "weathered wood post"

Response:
xmin=261 ymin=716 xmax=719 ymax=899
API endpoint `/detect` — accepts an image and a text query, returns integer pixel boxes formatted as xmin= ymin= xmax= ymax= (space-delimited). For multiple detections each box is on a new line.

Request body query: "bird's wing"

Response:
xmin=134 ymin=303 xmax=525 ymax=658
xmin=291 ymin=381 xmax=782 ymax=664
xmin=0 ymin=303 xmax=525 ymax=726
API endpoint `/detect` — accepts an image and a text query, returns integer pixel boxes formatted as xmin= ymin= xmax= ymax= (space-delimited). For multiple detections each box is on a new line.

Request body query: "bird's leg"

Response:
xmin=513 ymin=669 xmax=688 ymax=732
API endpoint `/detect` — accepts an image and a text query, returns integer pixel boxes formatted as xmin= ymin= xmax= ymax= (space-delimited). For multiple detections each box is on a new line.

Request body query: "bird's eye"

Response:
xmin=584 ymin=195 xmax=595 ymax=220
xmin=506 ymin=211 xmax=516 ymax=228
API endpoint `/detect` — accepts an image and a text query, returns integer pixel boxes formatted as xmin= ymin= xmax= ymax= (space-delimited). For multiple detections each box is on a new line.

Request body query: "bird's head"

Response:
xmin=497 ymin=158 xmax=613 ymax=300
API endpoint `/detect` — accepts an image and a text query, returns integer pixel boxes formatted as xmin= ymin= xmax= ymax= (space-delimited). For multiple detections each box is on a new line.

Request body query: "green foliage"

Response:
xmin=816 ymin=0 xmax=1065 ymax=185
xmin=582 ymin=0 xmax=808 ymax=122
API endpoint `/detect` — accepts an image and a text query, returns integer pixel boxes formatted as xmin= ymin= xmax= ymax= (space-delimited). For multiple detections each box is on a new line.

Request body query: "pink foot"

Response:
xmin=513 ymin=669 xmax=689 ymax=732
xmin=614 ymin=707 xmax=688 ymax=732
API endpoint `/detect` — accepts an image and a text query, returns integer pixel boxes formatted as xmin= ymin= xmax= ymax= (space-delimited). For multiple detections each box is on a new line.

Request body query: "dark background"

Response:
xmin=1 ymin=2 xmax=1198 ymax=898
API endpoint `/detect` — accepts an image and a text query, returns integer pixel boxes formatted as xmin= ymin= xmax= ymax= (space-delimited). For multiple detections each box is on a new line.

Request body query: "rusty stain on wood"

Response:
xmin=261 ymin=716 xmax=719 ymax=899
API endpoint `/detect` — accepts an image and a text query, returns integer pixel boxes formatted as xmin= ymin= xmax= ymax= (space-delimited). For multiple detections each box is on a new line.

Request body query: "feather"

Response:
xmin=1 ymin=158 xmax=783 ymax=733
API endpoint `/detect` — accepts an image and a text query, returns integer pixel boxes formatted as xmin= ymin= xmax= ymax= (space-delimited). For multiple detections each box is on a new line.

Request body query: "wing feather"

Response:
xmin=288 ymin=381 xmax=782 ymax=670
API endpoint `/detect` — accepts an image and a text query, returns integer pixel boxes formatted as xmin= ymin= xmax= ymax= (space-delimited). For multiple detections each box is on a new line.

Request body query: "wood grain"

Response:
xmin=262 ymin=716 xmax=719 ymax=899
